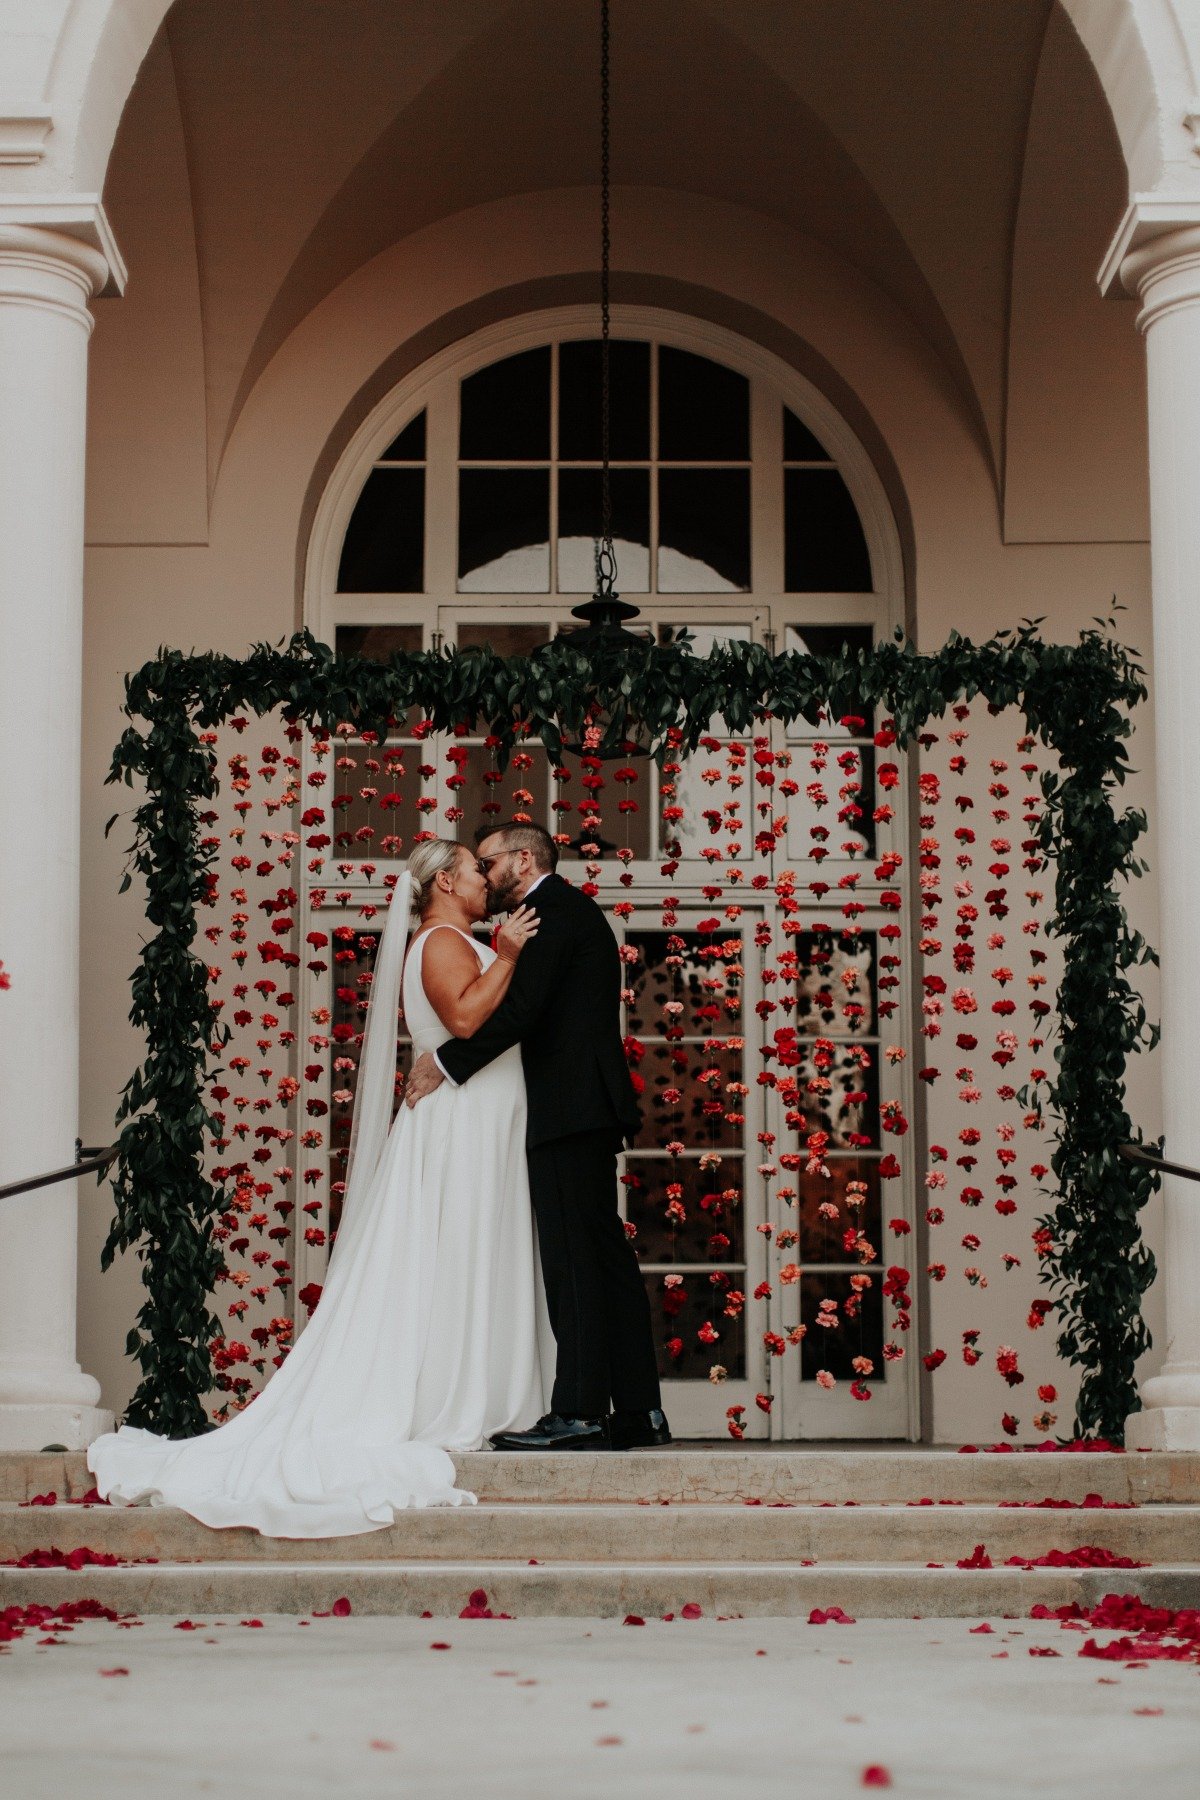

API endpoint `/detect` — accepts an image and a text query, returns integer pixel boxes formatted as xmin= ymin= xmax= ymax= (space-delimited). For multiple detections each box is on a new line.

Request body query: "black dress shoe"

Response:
xmin=606 ymin=1408 xmax=672 ymax=1450
xmin=489 ymin=1413 xmax=608 ymax=1452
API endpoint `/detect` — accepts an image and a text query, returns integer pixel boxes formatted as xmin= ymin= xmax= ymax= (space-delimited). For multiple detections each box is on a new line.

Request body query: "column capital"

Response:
xmin=0 ymin=195 xmax=125 ymax=297
xmin=1098 ymin=195 xmax=1200 ymax=299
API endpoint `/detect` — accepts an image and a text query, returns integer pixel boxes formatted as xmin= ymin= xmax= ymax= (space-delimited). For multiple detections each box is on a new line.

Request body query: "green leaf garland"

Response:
xmin=104 ymin=621 xmax=1157 ymax=1440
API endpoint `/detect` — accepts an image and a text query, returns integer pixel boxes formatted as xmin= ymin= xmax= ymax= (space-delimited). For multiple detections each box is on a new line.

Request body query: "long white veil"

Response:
xmin=340 ymin=868 xmax=413 ymax=1230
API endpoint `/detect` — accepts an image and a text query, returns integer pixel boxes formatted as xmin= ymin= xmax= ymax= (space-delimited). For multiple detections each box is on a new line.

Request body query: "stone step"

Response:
xmin=3 ymin=1558 xmax=1198 ymax=1619
xmin=2 ymin=1499 xmax=1196 ymax=1566
xmin=4 ymin=1448 xmax=1200 ymax=1506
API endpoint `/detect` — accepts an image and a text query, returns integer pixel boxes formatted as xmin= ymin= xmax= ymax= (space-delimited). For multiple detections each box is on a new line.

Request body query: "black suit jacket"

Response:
xmin=436 ymin=872 xmax=641 ymax=1150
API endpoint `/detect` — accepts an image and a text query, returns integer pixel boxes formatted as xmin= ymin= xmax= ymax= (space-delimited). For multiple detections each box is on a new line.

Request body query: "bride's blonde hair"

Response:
xmin=406 ymin=838 xmax=463 ymax=920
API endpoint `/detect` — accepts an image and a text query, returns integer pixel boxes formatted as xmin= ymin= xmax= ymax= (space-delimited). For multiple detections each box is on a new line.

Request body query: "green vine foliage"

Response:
xmin=105 ymin=621 xmax=1158 ymax=1440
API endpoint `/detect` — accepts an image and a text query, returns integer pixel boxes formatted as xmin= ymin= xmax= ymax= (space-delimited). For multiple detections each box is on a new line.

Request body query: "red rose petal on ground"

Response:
xmin=369 ymin=1739 xmax=397 ymax=1750
xmin=239 ymin=1619 xmax=264 ymax=1628
xmin=173 ymin=1620 xmax=203 ymax=1631
xmin=98 ymin=1668 xmax=129 ymax=1677
xmin=681 ymin=1602 xmax=703 ymax=1620
xmin=1133 ymin=1708 xmax=1164 ymax=1717
xmin=429 ymin=1641 xmax=451 ymax=1650
xmin=623 ymin=1614 xmax=645 ymax=1626
xmin=595 ymin=1736 xmax=624 ymax=1747
xmin=330 ymin=1596 xmax=352 ymax=1617
xmin=1029 ymin=1646 xmax=1061 ymax=1656
xmin=861 ymin=1768 xmax=893 ymax=1789
xmin=969 ymin=1623 xmax=994 ymax=1633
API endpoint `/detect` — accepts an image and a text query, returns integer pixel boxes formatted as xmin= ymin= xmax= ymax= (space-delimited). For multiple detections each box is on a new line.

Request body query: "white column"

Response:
xmin=0 ymin=222 xmax=114 ymax=1451
xmin=1120 ymin=224 xmax=1200 ymax=1451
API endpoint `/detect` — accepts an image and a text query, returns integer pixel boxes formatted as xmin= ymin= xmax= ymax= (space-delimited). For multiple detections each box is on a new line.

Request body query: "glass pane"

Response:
xmin=784 ymin=625 xmax=876 ymax=737
xmin=792 ymin=930 xmax=878 ymax=1037
xmin=795 ymin=1157 xmax=882 ymax=1264
xmin=799 ymin=1271 xmax=885 ymax=1383
xmin=783 ymin=407 xmax=831 ymax=461
xmin=333 ymin=627 xmax=425 ymax=734
xmin=625 ymin=1156 xmax=746 ymax=1265
xmin=783 ymin=745 xmax=877 ymax=860
xmin=335 ymin=624 xmax=423 ymax=661
xmin=645 ymin=1274 xmax=746 ymax=1380
xmin=625 ymin=928 xmax=744 ymax=1036
xmin=459 ymin=348 xmax=550 ymax=460
xmin=559 ymin=339 xmax=650 ymax=460
xmin=554 ymin=747 xmax=653 ymax=862
xmin=452 ymin=742 xmax=551 ymax=841
xmin=657 ymin=623 xmax=752 ymax=756
xmin=557 ymin=468 xmax=650 ymax=593
xmin=631 ymin=1042 xmax=747 ymax=1151
xmin=658 ymin=469 xmax=750 ymax=592
xmin=337 ymin=468 xmax=424 ymax=593
xmin=786 ymin=1041 xmax=879 ymax=1147
xmin=458 ymin=469 xmax=549 ymax=592
xmin=785 ymin=468 xmax=872 ymax=592
xmin=379 ymin=412 xmax=426 ymax=461
xmin=327 ymin=742 xmax=423 ymax=857
xmin=456 ymin=622 xmax=550 ymax=657
xmin=658 ymin=347 xmax=749 ymax=460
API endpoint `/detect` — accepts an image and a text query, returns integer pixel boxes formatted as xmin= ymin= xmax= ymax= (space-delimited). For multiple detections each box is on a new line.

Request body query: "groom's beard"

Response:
xmin=487 ymin=869 xmax=523 ymax=915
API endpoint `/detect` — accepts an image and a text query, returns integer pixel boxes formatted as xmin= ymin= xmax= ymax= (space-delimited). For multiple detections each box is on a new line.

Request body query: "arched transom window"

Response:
xmin=331 ymin=333 xmax=874 ymax=603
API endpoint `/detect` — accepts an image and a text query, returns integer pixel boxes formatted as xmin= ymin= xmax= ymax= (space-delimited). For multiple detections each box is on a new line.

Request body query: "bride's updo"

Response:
xmin=406 ymin=838 xmax=461 ymax=921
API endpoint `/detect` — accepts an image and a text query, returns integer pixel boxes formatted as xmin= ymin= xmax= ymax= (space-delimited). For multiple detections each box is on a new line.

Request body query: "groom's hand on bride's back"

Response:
xmin=404 ymin=1050 xmax=446 ymax=1107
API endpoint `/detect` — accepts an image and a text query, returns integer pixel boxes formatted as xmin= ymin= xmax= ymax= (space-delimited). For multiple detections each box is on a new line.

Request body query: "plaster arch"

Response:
xmin=11 ymin=0 xmax=1197 ymax=204
xmin=1059 ymin=0 xmax=1200 ymax=195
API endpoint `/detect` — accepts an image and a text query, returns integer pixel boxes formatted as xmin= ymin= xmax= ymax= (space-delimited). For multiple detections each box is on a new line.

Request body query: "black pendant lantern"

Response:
xmin=562 ymin=0 xmax=644 ymax=653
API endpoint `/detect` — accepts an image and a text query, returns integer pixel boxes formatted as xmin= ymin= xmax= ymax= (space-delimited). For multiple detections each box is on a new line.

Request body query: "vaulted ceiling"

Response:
xmin=103 ymin=0 xmax=1128 ymax=501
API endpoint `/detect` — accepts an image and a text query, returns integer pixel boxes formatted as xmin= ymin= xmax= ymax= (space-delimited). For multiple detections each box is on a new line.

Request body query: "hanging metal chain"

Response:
xmin=595 ymin=0 xmax=617 ymax=598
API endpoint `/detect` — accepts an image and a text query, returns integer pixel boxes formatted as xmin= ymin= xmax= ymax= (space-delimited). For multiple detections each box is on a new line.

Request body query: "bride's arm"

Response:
xmin=420 ymin=910 xmax=538 ymax=1038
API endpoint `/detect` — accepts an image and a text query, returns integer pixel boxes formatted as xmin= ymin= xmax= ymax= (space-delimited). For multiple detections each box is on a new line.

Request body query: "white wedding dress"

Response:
xmin=88 ymin=923 xmax=552 ymax=1537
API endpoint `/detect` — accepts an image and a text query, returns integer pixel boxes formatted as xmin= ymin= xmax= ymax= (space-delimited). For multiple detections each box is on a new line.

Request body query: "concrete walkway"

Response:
xmin=2 ymin=1613 xmax=1196 ymax=1799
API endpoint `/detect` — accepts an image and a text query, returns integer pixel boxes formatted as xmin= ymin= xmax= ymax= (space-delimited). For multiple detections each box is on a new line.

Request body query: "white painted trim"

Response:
xmin=1099 ymin=193 xmax=1200 ymax=294
xmin=0 ymin=195 xmax=126 ymax=296
xmin=0 ymin=103 xmax=53 ymax=166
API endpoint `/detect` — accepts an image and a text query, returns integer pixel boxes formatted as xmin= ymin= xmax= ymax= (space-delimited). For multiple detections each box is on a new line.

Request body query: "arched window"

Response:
xmin=329 ymin=332 xmax=874 ymax=604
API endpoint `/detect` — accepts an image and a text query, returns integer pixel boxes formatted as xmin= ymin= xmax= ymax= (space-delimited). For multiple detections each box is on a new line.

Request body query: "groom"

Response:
xmin=404 ymin=820 xmax=669 ymax=1453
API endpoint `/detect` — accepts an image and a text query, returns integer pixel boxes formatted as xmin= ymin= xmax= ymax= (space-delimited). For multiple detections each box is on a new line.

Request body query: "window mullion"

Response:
xmin=751 ymin=379 xmax=783 ymax=593
xmin=649 ymin=340 xmax=659 ymax=595
xmin=424 ymin=383 xmax=458 ymax=601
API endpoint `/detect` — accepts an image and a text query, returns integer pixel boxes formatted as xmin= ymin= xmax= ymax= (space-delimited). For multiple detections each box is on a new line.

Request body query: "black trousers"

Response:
xmin=527 ymin=1128 xmax=662 ymax=1419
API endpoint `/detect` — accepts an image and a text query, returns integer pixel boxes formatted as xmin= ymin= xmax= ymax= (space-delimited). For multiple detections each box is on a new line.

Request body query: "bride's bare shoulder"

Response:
xmin=418 ymin=924 xmax=483 ymax=981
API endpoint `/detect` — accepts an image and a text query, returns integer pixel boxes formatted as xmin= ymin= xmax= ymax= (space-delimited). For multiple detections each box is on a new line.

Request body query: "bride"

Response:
xmin=87 ymin=838 xmax=553 ymax=1536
